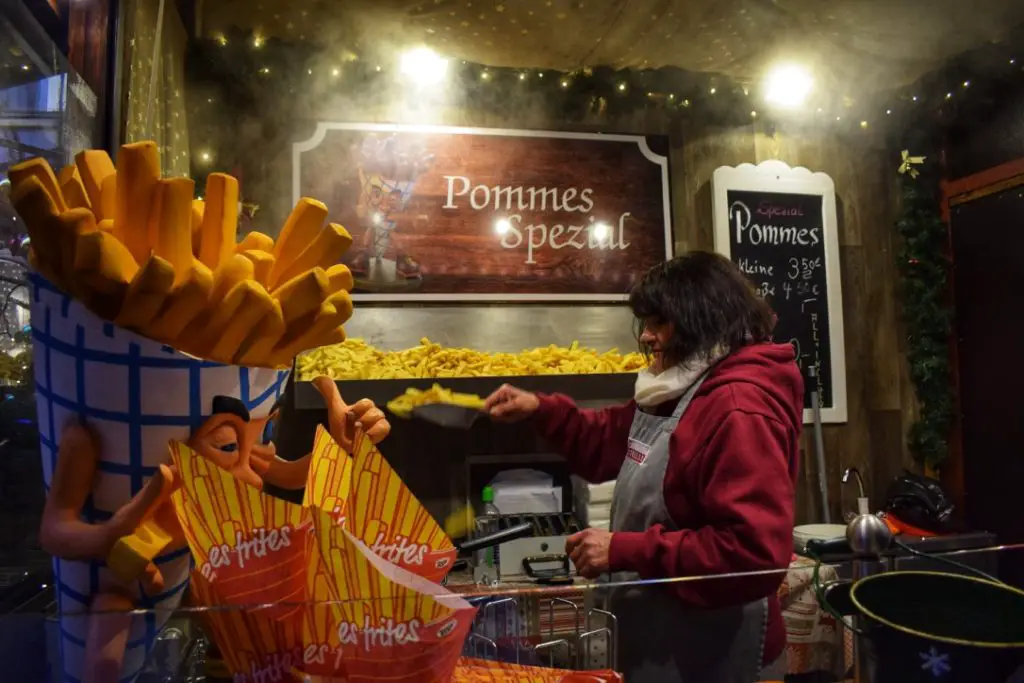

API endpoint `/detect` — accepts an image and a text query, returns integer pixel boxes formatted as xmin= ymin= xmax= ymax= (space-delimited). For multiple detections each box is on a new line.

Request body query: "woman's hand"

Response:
xmin=566 ymin=528 xmax=612 ymax=578
xmin=484 ymin=384 xmax=540 ymax=422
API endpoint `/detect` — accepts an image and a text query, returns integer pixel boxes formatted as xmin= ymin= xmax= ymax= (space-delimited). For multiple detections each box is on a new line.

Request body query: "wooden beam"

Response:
xmin=949 ymin=173 xmax=1024 ymax=207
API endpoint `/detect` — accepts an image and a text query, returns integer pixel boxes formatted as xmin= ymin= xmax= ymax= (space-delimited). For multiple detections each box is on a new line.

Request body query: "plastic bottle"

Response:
xmin=473 ymin=485 xmax=501 ymax=586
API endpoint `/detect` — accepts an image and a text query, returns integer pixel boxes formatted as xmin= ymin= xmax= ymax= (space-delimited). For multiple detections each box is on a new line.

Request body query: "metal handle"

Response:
xmin=522 ymin=554 xmax=570 ymax=579
xmin=457 ymin=521 xmax=533 ymax=553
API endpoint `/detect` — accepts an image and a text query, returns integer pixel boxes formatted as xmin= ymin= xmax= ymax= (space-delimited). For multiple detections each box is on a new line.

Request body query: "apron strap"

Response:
xmin=662 ymin=371 xmax=710 ymax=432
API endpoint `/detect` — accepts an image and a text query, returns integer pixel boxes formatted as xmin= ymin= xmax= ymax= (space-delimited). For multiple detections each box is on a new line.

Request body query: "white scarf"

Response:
xmin=633 ymin=348 xmax=727 ymax=408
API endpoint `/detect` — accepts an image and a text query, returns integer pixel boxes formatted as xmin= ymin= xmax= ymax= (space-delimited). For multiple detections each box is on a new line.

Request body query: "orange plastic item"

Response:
xmin=883 ymin=512 xmax=941 ymax=538
xmin=452 ymin=658 xmax=623 ymax=682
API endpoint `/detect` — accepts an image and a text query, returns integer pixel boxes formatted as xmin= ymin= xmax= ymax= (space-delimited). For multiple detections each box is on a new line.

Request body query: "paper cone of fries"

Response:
xmin=170 ymin=428 xmax=475 ymax=683
xmin=9 ymin=142 xmax=356 ymax=683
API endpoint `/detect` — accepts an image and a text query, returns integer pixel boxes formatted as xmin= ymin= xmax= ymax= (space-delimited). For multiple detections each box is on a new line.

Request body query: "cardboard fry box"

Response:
xmin=28 ymin=274 xmax=289 ymax=683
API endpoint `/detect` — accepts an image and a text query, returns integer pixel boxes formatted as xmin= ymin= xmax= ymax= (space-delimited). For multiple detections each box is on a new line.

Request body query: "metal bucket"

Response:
xmin=850 ymin=571 xmax=1024 ymax=682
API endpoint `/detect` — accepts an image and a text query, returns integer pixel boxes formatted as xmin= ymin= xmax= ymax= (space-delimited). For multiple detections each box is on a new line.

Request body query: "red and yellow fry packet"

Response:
xmin=342 ymin=426 xmax=457 ymax=582
xmin=300 ymin=506 xmax=476 ymax=682
xmin=452 ymin=659 xmax=624 ymax=683
xmin=169 ymin=430 xmax=479 ymax=683
xmin=190 ymin=571 xmax=308 ymax=682
xmin=169 ymin=440 xmax=309 ymax=679
xmin=303 ymin=423 xmax=354 ymax=525
xmin=169 ymin=440 xmax=307 ymax=603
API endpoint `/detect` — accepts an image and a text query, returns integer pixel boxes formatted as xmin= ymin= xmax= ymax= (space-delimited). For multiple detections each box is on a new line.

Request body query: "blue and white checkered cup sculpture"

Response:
xmin=29 ymin=273 xmax=290 ymax=683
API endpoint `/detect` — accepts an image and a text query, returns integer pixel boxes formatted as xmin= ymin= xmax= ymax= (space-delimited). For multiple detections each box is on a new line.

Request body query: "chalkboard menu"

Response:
xmin=712 ymin=161 xmax=847 ymax=424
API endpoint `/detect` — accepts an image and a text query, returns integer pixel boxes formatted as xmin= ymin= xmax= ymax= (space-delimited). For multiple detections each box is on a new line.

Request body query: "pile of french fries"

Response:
xmin=298 ymin=338 xmax=649 ymax=380
xmin=385 ymin=384 xmax=486 ymax=418
xmin=9 ymin=142 xmax=354 ymax=368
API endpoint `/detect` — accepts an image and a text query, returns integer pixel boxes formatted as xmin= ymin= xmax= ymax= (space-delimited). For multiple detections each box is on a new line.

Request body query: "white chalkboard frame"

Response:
xmin=711 ymin=160 xmax=847 ymax=424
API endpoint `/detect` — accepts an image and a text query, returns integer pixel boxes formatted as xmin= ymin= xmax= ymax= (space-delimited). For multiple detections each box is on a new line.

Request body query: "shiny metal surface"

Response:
xmin=846 ymin=513 xmax=893 ymax=557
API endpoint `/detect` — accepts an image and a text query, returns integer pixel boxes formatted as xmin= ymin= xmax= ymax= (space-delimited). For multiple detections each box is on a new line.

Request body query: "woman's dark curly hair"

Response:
xmin=628 ymin=251 xmax=775 ymax=366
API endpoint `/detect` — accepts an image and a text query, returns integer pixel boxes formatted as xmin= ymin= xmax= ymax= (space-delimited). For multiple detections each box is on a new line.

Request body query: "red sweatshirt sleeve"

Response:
xmin=607 ymin=410 xmax=795 ymax=607
xmin=532 ymin=393 xmax=636 ymax=484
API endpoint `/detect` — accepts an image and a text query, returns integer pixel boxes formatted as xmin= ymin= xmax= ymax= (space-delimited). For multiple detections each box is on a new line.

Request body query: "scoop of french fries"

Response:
xmin=8 ymin=142 xmax=355 ymax=368
xmin=298 ymin=338 xmax=649 ymax=381
xmin=386 ymin=384 xmax=486 ymax=418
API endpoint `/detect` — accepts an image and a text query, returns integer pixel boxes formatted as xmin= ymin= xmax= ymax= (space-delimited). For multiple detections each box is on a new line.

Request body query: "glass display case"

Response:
xmin=0 ymin=543 xmax=1022 ymax=683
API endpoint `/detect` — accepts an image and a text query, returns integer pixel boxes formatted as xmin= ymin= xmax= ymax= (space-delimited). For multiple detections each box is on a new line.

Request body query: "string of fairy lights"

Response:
xmin=185 ymin=27 xmax=1024 ymax=171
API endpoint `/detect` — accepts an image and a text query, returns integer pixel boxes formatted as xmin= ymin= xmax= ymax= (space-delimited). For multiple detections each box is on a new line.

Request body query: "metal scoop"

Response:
xmin=411 ymin=402 xmax=484 ymax=430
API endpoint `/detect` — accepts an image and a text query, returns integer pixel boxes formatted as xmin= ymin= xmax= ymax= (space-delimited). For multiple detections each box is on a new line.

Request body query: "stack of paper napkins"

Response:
xmin=491 ymin=469 xmax=562 ymax=515
xmin=572 ymin=478 xmax=615 ymax=530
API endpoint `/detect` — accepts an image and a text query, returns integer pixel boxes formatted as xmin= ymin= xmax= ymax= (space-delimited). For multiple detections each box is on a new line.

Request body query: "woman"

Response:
xmin=484 ymin=251 xmax=802 ymax=683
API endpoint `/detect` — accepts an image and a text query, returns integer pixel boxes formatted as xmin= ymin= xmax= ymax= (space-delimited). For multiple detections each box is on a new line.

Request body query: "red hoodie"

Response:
xmin=533 ymin=343 xmax=803 ymax=666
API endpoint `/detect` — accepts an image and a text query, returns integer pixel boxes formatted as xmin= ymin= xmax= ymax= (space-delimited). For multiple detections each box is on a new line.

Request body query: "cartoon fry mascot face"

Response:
xmin=190 ymin=395 xmax=282 ymax=489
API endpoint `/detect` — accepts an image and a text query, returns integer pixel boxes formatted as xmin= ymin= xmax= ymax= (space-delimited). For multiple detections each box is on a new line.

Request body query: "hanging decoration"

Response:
xmin=898 ymin=150 xmax=926 ymax=178
xmin=894 ymin=143 xmax=954 ymax=470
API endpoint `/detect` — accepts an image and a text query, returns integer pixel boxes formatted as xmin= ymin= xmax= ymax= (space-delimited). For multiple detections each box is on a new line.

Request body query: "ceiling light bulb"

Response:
xmin=764 ymin=64 xmax=813 ymax=109
xmin=400 ymin=47 xmax=448 ymax=86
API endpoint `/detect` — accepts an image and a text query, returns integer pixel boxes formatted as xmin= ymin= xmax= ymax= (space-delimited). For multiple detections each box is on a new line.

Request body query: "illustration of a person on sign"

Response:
xmin=346 ymin=135 xmax=434 ymax=285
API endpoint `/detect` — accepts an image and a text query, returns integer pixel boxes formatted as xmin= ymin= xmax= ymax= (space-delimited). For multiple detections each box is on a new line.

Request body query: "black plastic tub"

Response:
xmin=850 ymin=571 xmax=1024 ymax=682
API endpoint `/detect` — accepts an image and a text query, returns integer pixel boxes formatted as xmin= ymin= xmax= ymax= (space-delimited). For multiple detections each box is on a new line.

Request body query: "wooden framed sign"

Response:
xmin=293 ymin=123 xmax=673 ymax=302
xmin=711 ymin=160 xmax=847 ymax=424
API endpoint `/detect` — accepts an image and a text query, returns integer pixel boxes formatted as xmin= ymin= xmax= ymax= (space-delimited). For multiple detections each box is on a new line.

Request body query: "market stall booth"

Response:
xmin=3 ymin=0 xmax=1024 ymax=681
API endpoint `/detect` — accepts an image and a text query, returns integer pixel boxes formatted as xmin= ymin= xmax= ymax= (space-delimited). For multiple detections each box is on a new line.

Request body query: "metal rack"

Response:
xmin=463 ymin=594 xmax=619 ymax=672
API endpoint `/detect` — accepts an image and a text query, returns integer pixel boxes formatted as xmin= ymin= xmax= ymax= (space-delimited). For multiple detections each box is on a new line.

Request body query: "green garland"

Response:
xmin=895 ymin=152 xmax=954 ymax=470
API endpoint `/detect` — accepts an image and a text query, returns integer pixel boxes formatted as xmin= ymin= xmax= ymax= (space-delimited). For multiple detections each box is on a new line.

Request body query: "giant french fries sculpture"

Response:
xmin=9 ymin=142 xmax=390 ymax=683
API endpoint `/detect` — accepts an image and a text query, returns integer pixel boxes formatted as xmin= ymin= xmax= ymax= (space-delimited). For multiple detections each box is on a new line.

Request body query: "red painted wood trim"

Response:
xmin=942 ymin=157 xmax=1024 ymax=200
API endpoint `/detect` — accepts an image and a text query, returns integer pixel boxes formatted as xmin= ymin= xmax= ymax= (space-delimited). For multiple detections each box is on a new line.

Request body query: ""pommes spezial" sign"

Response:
xmin=294 ymin=123 xmax=673 ymax=301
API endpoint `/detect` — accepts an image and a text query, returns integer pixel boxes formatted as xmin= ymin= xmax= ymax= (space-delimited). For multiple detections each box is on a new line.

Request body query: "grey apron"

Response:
xmin=607 ymin=376 xmax=770 ymax=683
